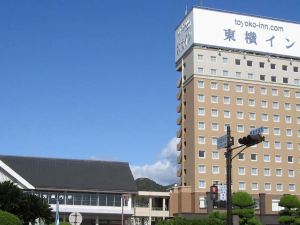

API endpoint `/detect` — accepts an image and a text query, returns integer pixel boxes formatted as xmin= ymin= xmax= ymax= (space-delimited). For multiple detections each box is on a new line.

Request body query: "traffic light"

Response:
xmin=210 ymin=185 xmax=218 ymax=201
xmin=238 ymin=134 xmax=265 ymax=147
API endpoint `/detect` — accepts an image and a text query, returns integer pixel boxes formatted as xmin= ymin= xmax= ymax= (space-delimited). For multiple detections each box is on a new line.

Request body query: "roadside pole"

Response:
xmin=225 ymin=126 xmax=233 ymax=225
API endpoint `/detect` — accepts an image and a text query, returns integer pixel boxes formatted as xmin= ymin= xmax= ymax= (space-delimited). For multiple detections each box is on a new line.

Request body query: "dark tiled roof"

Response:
xmin=0 ymin=155 xmax=137 ymax=193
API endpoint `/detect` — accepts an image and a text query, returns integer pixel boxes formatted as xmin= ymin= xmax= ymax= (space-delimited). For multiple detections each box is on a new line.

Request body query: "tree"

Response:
xmin=207 ymin=211 xmax=226 ymax=225
xmin=0 ymin=181 xmax=52 ymax=224
xmin=232 ymin=191 xmax=261 ymax=225
xmin=278 ymin=194 xmax=300 ymax=225
xmin=0 ymin=210 xmax=22 ymax=225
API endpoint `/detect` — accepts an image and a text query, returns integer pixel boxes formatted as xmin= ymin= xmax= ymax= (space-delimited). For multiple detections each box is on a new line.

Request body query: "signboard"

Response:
xmin=220 ymin=184 xmax=227 ymax=201
xmin=175 ymin=7 xmax=300 ymax=62
xmin=69 ymin=212 xmax=83 ymax=225
xmin=217 ymin=134 xmax=228 ymax=149
xmin=250 ymin=126 xmax=263 ymax=135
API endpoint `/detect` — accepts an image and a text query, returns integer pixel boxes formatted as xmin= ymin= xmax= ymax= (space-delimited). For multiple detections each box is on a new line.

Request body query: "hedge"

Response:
xmin=0 ymin=211 xmax=21 ymax=225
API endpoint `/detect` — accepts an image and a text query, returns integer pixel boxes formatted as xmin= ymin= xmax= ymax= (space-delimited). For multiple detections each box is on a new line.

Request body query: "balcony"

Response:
xmin=177 ymin=152 xmax=182 ymax=164
xmin=176 ymin=103 xmax=182 ymax=113
xmin=177 ymin=167 xmax=182 ymax=177
xmin=177 ymin=139 xmax=182 ymax=151
xmin=176 ymin=76 xmax=182 ymax=88
xmin=176 ymin=115 xmax=182 ymax=125
xmin=176 ymin=127 xmax=182 ymax=138
xmin=176 ymin=89 xmax=182 ymax=100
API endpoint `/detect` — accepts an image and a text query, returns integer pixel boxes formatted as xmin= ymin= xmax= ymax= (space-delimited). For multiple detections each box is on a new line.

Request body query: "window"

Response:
xmin=274 ymin=141 xmax=281 ymax=149
xmin=297 ymin=104 xmax=300 ymax=111
xmin=210 ymin=82 xmax=218 ymax=89
xmin=249 ymin=112 xmax=256 ymax=120
xmin=223 ymin=57 xmax=228 ymax=63
xmin=271 ymin=63 xmax=276 ymax=69
xmin=224 ymin=110 xmax=231 ymax=118
xmin=275 ymin=155 xmax=281 ymax=163
xmin=235 ymin=59 xmax=241 ymax=65
xmin=210 ymin=56 xmax=217 ymax=62
xmin=276 ymin=169 xmax=282 ymax=176
xmin=198 ymin=136 xmax=205 ymax=144
xmin=238 ymin=167 xmax=245 ymax=175
xmin=274 ymin=128 xmax=280 ymax=136
xmin=288 ymin=156 xmax=294 ymax=163
xmin=260 ymin=75 xmax=265 ymax=81
xmin=273 ymin=115 xmax=280 ymax=122
xmin=263 ymin=141 xmax=270 ymax=148
xmin=211 ymin=138 xmax=217 ymax=146
xmin=296 ymin=92 xmax=300 ymax=98
xmin=212 ymin=166 xmax=220 ymax=174
xmin=238 ymin=153 xmax=245 ymax=160
xmin=260 ymin=87 xmax=267 ymax=95
xmin=283 ymin=77 xmax=288 ymax=83
xmin=288 ymin=169 xmax=295 ymax=177
xmin=198 ymin=108 xmax=205 ymax=116
xmin=236 ymin=98 xmax=243 ymax=105
xmin=248 ymin=99 xmax=255 ymax=107
xmin=271 ymin=76 xmax=276 ymax=82
xmin=199 ymin=197 xmax=207 ymax=209
xmin=223 ymin=96 xmax=230 ymax=104
xmin=237 ymin=125 xmax=244 ymax=133
xmin=197 ymin=67 xmax=204 ymax=74
xmin=239 ymin=182 xmax=246 ymax=190
xmin=259 ymin=62 xmax=265 ymax=68
xmin=284 ymin=103 xmax=291 ymax=110
xmin=236 ymin=85 xmax=243 ymax=92
xmin=199 ymin=150 xmax=205 ymax=158
xmin=289 ymin=184 xmax=296 ymax=192
xmin=295 ymin=79 xmax=300 ymax=86
xmin=199 ymin=180 xmax=206 ymax=189
xmin=284 ymin=90 xmax=290 ymax=97
xmin=286 ymin=129 xmax=292 ymax=136
xmin=197 ymin=54 xmax=203 ymax=60
xmin=247 ymin=60 xmax=253 ymax=66
xmin=212 ymin=151 xmax=219 ymax=160
xmin=252 ymin=183 xmax=258 ymax=191
xmin=211 ymin=109 xmax=218 ymax=117
xmin=264 ymin=155 xmax=270 ymax=162
xmin=248 ymin=73 xmax=254 ymax=79
xmin=276 ymin=184 xmax=283 ymax=192
xmin=236 ymin=72 xmax=242 ymax=78
xmin=272 ymin=102 xmax=279 ymax=109
xmin=248 ymin=86 xmax=255 ymax=93
xmin=251 ymin=168 xmax=258 ymax=176
xmin=198 ymin=165 xmax=206 ymax=173
xmin=261 ymin=100 xmax=268 ymax=108
xmin=237 ymin=111 xmax=244 ymax=119
xmin=298 ymin=117 xmax=300 ymax=124
xmin=261 ymin=114 xmax=269 ymax=121
xmin=211 ymin=69 xmax=217 ymax=76
xmin=264 ymin=168 xmax=271 ymax=176
xmin=198 ymin=94 xmax=205 ymax=102
xmin=282 ymin=65 xmax=288 ymax=71
xmin=198 ymin=122 xmax=205 ymax=130
xmin=285 ymin=116 xmax=292 ymax=124
xmin=222 ymin=70 xmax=229 ymax=77
xmin=287 ymin=142 xmax=293 ymax=150
xmin=223 ymin=83 xmax=230 ymax=91
xmin=272 ymin=89 xmax=278 ymax=96
xmin=198 ymin=80 xmax=205 ymax=88
xmin=211 ymin=95 xmax=218 ymax=103
xmin=211 ymin=123 xmax=219 ymax=131
xmin=251 ymin=154 xmax=257 ymax=161
xmin=263 ymin=127 xmax=269 ymax=135
xmin=294 ymin=66 xmax=298 ymax=72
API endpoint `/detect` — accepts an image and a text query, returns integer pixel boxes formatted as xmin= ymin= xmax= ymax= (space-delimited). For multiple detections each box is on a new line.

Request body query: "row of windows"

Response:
xmin=198 ymin=180 xmax=296 ymax=192
xmin=198 ymin=150 xmax=296 ymax=163
xmin=24 ymin=191 xmax=127 ymax=207
xmin=197 ymin=54 xmax=299 ymax=72
xmin=197 ymin=80 xmax=300 ymax=95
xmin=198 ymin=165 xmax=296 ymax=177
xmin=197 ymin=67 xmax=300 ymax=85
xmin=198 ymin=95 xmax=300 ymax=111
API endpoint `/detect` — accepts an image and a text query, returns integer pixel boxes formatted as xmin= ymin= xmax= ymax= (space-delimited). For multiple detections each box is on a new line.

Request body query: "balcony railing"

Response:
xmin=176 ymin=127 xmax=182 ymax=138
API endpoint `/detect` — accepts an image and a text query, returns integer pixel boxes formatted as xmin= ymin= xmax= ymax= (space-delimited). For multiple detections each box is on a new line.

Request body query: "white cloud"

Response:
xmin=130 ymin=137 xmax=179 ymax=185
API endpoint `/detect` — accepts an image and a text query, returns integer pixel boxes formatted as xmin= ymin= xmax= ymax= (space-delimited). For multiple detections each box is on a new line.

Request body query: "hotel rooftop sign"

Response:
xmin=175 ymin=7 xmax=300 ymax=62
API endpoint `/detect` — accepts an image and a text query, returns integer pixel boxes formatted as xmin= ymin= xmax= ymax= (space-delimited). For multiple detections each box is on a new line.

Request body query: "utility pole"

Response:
xmin=225 ymin=126 xmax=233 ymax=225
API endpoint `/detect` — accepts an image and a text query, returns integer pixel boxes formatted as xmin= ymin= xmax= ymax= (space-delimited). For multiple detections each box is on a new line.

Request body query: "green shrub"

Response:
xmin=50 ymin=222 xmax=71 ymax=225
xmin=0 ymin=210 xmax=21 ymax=225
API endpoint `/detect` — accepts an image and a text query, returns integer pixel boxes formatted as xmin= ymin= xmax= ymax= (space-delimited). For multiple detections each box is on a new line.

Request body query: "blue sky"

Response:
xmin=0 ymin=0 xmax=299 ymax=184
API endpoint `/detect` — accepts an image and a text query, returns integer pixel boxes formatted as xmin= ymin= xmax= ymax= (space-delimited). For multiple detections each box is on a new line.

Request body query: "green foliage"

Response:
xmin=0 ymin=210 xmax=22 ymax=225
xmin=50 ymin=222 xmax=71 ymax=225
xmin=247 ymin=217 xmax=262 ymax=225
xmin=135 ymin=178 xmax=172 ymax=192
xmin=278 ymin=194 xmax=300 ymax=225
xmin=0 ymin=181 xmax=52 ymax=224
xmin=207 ymin=211 xmax=226 ymax=225
xmin=232 ymin=192 xmax=256 ymax=208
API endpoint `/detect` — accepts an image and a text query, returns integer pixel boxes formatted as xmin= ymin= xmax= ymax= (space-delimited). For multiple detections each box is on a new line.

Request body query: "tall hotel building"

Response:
xmin=171 ymin=7 xmax=300 ymax=217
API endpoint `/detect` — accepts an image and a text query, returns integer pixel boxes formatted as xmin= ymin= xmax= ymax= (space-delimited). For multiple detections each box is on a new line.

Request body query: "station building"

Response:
xmin=171 ymin=6 xmax=300 ymax=223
